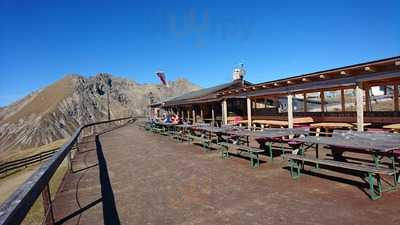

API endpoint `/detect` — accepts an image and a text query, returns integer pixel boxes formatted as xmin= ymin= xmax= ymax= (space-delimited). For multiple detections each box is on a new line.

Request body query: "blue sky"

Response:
xmin=0 ymin=0 xmax=399 ymax=107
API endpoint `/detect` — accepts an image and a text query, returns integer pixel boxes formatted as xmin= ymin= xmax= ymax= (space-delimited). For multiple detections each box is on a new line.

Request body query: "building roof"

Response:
xmin=161 ymin=79 xmax=252 ymax=107
xmin=219 ymin=56 xmax=400 ymax=98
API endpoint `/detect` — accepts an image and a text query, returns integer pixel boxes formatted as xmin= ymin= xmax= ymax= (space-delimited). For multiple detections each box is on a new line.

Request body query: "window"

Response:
xmin=323 ymin=90 xmax=341 ymax=112
xmin=278 ymin=96 xmax=287 ymax=112
xmin=343 ymin=89 xmax=356 ymax=111
xmin=293 ymin=94 xmax=304 ymax=112
xmin=255 ymin=99 xmax=265 ymax=109
xmin=306 ymin=92 xmax=321 ymax=112
xmin=369 ymin=85 xmax=394 ymax=111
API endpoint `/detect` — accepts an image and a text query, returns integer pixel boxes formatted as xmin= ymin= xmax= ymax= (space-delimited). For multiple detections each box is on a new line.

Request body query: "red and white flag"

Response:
xmin=156 ymin=71 xmax=168 ymax=87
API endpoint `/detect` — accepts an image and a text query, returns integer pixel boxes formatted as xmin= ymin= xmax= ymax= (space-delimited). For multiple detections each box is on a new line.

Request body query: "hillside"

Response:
xmin=0 ymin=74 xmax=200 ymax=155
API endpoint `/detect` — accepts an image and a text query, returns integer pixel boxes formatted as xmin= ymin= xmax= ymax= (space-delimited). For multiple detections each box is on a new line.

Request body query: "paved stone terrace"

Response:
xmin=52 ymin=124 xmax=400 ymax=225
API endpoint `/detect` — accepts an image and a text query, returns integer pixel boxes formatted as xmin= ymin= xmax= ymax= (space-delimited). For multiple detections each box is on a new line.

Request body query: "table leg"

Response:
xmin=315 ymin=144 xmax=319 ymax=170
xmin=373 ymin=152 xmax=379 ymax=168
xmin=268 ymin=141 xmax=273 ymax=162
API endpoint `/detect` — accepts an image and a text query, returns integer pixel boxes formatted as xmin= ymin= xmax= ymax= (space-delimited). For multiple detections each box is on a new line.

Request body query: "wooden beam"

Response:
xmin=274 ymin=83 xmax=279 ymax=86
xmin=319 ymin=74 xmax=326 ymax=79
xmin=364 ymin=66 xmax=375 ymax=72
xmin=341 ymin=89 xmax=345 ymax=112
xmin=340 ymin=71 xmax=348 ymax=75
xmin=356 ymin=85 xmax=364 ymax=131
xmin=301 ymin=78 xmax=308 ymax=82
xmin=303 ymin=93 xmax=307 ymax=112
xmin=365 ymin=84 xmax=370 ymax=112
xmin=320 ymin=91 xmax=325 ymax=112
xmin=222 ymin=100 xmax=228 ymax=125
xmin=211 ymin=107 xmax=215 ymax=125
xmin=395 ymin=61 xmax=400 ymax=66
xmin=262 ymin=85 xmax=267 ymax=88
xmin=247 ymin=98 xmax=252 ymax=129
xmin=287 ymin=80 xmax=293 ymax=84
xmin=192 ymin=109 xmax=196 ymax=124
xmin=287 ymin=94 xmax=293 ymax=128
xmin=394 ymin=83 xmax=399 ymax=112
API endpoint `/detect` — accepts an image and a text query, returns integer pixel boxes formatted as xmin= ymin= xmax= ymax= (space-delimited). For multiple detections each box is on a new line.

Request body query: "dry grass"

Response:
xmin=0 ymin=139 xmax=66 ymax=163
xmin=4 ymin=76 xmax=76 ymax=124
xmin=21 ymin=158 xmax=69 ymax=225
xmin=0 ymin=140 xmax=70 ymax=225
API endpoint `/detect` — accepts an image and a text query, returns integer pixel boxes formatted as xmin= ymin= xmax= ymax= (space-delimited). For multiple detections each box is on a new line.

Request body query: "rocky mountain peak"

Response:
xmin=0 ymin=74 xmax=200 ymax=155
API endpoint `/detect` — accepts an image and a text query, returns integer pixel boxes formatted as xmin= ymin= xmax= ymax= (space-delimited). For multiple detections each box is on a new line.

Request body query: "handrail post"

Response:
xmin=42 ymin=184 xmax=55 ymax=225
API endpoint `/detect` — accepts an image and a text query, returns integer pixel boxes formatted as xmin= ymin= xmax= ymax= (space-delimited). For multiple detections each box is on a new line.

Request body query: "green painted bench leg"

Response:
xmin=268 ymin=142 xmax=273 ymax=162
xmin=280 ymin=143 xmax=285 ymax=159
xmin=368 ymin=172 xmax=381 ymax=200
xmin=220 ymin=146 xmax=229 ymax=159
xmin=390 ymin=156 xmax=399 ymax=186
xmin=251 ymin=152 xmax=260 ymax=168
xmin=289 ymin=160 xmax=301 ymax=179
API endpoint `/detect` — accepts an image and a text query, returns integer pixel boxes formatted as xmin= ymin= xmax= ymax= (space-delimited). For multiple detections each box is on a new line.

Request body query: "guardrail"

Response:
xmin=0 ymin=148 xmax=60 ymax=178
xmin=0 ymin=116 xmax=137 ymax=225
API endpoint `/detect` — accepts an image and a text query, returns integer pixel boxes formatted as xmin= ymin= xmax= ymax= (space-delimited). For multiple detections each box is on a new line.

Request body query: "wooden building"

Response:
xmin=151 ymin=79 xmax=252 ymax=125
xmin=154 ymin=56 xmax=400 ymax=131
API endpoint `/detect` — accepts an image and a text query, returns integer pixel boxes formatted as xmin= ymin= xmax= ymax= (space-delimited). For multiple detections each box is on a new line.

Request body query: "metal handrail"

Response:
xmin=0 ymin=116 xmax=136 ymax=225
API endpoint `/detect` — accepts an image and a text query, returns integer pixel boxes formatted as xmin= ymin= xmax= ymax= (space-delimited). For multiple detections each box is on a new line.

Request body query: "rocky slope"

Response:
xmin=0 ymin=74 xmax=199 ymax=154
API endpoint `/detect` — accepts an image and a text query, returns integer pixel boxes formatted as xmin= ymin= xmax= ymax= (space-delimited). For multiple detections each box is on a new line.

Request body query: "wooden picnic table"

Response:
xmin=383 ymin=123 xmax=400 ymax=132
xmin=310 ymin=122 xmax=353 ymax=135
xmin=351 ymin=122 xmax=372 ymax=127
xmin=291 ymin=130 xmax=400 ymax=200
xmin=310 ymin=122 xmax=353 ymax=129
xmin=252 ymin=117 xmax=315 ymax=128
xmin=252 ymin=120 xmax=288 ymax=128
xmin=224 ymin=128 xmax=310 ymax=160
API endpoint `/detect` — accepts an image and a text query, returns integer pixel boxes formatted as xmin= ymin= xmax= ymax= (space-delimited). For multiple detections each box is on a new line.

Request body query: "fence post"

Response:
xmin=42 ymin=184 xmax=55 ymax=225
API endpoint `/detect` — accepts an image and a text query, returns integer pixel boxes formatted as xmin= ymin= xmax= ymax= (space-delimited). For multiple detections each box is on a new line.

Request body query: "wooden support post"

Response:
xmin=42 ymin=184 xmax=55 ymax=225
xmin=222 ymin=100 xmax=228 ymax=125
xmin=341 ymin=88 xmax=345 ymax=112
xmin=394 ymin=83 xmax=399 ymax=112
xmin=187 ymin=110 xmax=190 ymax=122
xmin=192 ymin=109 xmax=196 ymax=124
xmin=320 ymin=91 xmax=325 ymax=112
xmin=211 ymin=107 xmax=215 ymax=126
xmin=356 ymin=85 xmax=364 ymax=131
xmin=247 ymin=97 xmax=252 ymax=129
xmin=287 ymin=94 xmax=294 ymax=128
xmin=200 ymin=109 xmax=204 ymax=121
xmin=303 ymin=93 xmax=307 ymax=112
xmin=365 ymin=84 xmax=370 ymax=112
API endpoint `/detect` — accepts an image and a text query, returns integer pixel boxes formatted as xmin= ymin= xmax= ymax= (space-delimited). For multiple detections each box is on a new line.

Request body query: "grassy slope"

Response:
xmin=0 ymin=140 xmax=69 ymax=224
xmin=3 ymin=75 xmax=76 ymax=124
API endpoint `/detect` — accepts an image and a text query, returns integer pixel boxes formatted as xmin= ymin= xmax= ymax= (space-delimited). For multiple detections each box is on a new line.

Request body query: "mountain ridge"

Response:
xmin=0 ymin=73 xmax=200 ymax=154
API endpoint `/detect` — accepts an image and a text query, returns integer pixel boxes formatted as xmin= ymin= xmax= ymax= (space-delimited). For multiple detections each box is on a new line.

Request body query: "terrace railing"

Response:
xmin=0 ymin=116 xmax=137 ymax=225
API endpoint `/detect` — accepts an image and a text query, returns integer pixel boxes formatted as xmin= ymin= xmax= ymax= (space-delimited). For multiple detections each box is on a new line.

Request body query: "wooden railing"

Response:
xmin=0 ymin=116 xmax=137 ymax=225
xmin=0 ymin=148 xmax=60 ymax=178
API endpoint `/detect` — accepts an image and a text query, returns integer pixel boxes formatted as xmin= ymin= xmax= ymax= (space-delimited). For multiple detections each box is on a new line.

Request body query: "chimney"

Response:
xmin=233 ymin=63 xmax=245 ymax=81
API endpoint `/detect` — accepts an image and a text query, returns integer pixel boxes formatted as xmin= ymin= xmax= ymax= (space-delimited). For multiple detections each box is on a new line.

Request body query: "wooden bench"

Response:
xmin=152 ymin=127 xmax=167 ymax=135
xmin=187 ymin=135 xmax=212 ymax=151
xmin=286 ymin=154 xmax=397 ymax=200
xmin=256 ymin=138 xmax=303 ymax=161
xmin=168 ymin=131 xmax=190 ymax=142
xmin=218 ymin=142 xmax=264 ymax=168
